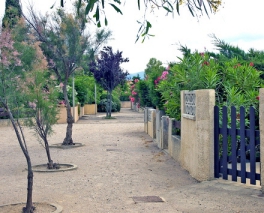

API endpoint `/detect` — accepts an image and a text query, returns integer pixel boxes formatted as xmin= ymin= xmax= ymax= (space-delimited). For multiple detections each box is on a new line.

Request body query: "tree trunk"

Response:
xmin=24 ymin=159 xmax=35 ymax=213
xmin=43 ymin=137 xmax=54 ymax=169
xmin=109 ymin=90 xmax=112 ymax=118
xmin=106 ymin=91 xmax=110 ymax=117
xmin=7 ymin=110 xmax=35 ymax=213
xmin=62 ymin=83 xmax=74 ymax=145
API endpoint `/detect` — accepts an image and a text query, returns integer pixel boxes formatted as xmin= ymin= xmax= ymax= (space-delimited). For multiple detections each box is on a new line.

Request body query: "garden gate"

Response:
xmin=214 ymin=106 xmax=261 ymax=185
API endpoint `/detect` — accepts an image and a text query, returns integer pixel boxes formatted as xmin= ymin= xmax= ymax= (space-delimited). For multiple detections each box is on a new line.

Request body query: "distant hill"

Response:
xmin=127 ymin=71 xmax=145 ymax=80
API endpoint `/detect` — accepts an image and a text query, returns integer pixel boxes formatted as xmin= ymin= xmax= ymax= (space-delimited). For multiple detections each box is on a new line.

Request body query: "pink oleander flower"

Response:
xmin=130 ymin=97 xmax=135 ymax=102
xmin=134 ymin=79 xmax=139 ymax=83
xmin=59 ymin=82 xmax=64 ymax=88
xmin=249 ymin=62 xmax=254 ymax=67
xmin=161 ymin=71 xmax=169 ymax=80
xmin=203 ymin=61 xmax=209 ymax=66
xmin=132 ymin=91 xmax=137 ymax=95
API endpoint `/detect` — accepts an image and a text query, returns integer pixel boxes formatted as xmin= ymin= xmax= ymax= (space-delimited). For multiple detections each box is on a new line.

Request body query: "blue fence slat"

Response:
xmin=222 ymin=106 xmax=228 ymax=180
xmin=239 ymin=107 xmax=246 ymax=183
xmin=231 ymin=106 xmax=237 ymax=181
xmin=219 ymin=128 xmax=260 ymax=140
xmin=214 ymin=106 xmax=220 ymax=178
xmin=249 ymin=107 xmax=256 ymax=184
xmin=214 ymin=105 xmax=260 ymax=185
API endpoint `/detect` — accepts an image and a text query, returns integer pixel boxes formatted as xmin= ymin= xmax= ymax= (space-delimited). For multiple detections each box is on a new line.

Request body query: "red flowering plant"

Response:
xmin=129 ymin=78 xmax=140 ymax=108
xmin=221 ymin=58 xmax=262 ymax=112
xmin=157 ymin=52 xmax=220 ymax=120
xmin=144 ymin=58 xmax=165 ymax=108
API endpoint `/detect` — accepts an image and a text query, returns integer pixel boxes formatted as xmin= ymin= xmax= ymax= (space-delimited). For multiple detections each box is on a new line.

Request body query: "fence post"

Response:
xmin=259 ymin=88 xmax=264 ymax=192
xmin=180 ymin=89 xmax=215 ymax=181
xmin=168 ymin=118 xmax=175 ymax=156
xmin=144 ymin=108 xmax=148 ymax=133
xmin=155 ymin=109 xmax=165 ymax=149
xmin=147 ymin=109 xmax=156 ymax=138
xmin=161 ymin=115 xmax=169 ymax=149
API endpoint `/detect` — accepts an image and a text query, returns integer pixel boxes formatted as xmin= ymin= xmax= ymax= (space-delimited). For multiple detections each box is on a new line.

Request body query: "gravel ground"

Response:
xmin=0 ymin=108 xmax=264 ymax=213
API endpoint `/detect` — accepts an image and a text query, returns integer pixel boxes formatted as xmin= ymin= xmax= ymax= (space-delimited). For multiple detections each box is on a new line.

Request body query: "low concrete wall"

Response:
xmin=144 ymin=90 xmax=215 ymax=182
xmin=168 ymin=118 xmax=181 ymax=161
xmin=121 ymin=101 xmax=131 ymax=108
xmin=79 ymin=106 xmax=84 ymax=117
xmin=84 ymin=104 xmax=97 ymax=115
xmin=57 ymin=106 xmax=79 ymax=124
xmin=170 ymin=135 xmax=181 ymax=162
xmin=155 ymin=109 xmax=165 ymax=149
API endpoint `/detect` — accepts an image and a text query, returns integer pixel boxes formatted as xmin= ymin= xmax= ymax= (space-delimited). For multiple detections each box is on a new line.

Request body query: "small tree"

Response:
xmin=0 ymin=28 xmax=35 ymax=213
xmin=25 ymin=5 xmax=112 ymax=145
xmin=89 ymin=46 xmax=129 ymax=118
xmin=25 ymin=70 xmax=59 ymax=169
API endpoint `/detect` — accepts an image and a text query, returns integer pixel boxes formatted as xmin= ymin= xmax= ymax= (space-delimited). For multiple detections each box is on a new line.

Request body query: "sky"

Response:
xmin=1 ymin=0 xmax=264 ymax=74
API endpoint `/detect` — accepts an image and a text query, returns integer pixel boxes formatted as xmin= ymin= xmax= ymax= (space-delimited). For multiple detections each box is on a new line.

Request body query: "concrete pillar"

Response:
xmin=155 ymin=109 xmax=165 ymax=148
xmin=161 ymin=115 xmax=169 ymax=149
xmin=144 ymin=108 xmax=148 ymax=133
xmin=147 ymin=109 xmax=156 ymax=138
xmin=180 ymin=89 xmax=215 ymax=181
xmin=259 ymin=88 xmax=264 ymax=192
xmin=168 ymin=118 xmax=175 ymax=156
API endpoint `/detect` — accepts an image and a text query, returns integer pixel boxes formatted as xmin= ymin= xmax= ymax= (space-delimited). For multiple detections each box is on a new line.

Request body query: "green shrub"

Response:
xmin=98 ymin=92 xmax=121 ymax=112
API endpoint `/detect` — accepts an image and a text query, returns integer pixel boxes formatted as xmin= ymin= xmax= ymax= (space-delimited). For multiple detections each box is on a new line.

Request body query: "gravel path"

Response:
xmin=0 ymin=108 xmax=263 ymax=212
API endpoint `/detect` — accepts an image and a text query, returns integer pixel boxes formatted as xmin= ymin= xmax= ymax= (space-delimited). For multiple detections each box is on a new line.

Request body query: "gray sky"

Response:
xmin=1 ymin=0 xmax=264 ymax=73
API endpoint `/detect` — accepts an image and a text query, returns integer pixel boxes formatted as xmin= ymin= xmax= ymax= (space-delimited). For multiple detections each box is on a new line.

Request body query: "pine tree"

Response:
xmin=2 ymin=0 xmax=22 ymax=29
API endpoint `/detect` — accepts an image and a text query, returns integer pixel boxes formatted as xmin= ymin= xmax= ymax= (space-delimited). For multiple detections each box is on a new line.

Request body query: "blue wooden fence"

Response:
xmin=214 ymin=106 xmax=260 ymax=185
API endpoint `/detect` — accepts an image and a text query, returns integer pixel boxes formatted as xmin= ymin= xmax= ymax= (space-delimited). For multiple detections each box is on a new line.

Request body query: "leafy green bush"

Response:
xmin=98 ymin=92 xmax=121 ymax=112
xmin=144 ymin=58 xmax=165 ymax=108
xmin=120 ymin=93 xmax=130 ymax=101
xmin=74 ymin=75 xmax=101 ymax=106
xmin=98 ymin=99 xmax=120 ymax=112
xmin=55 ymin=84 xmax=78 ymax=107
